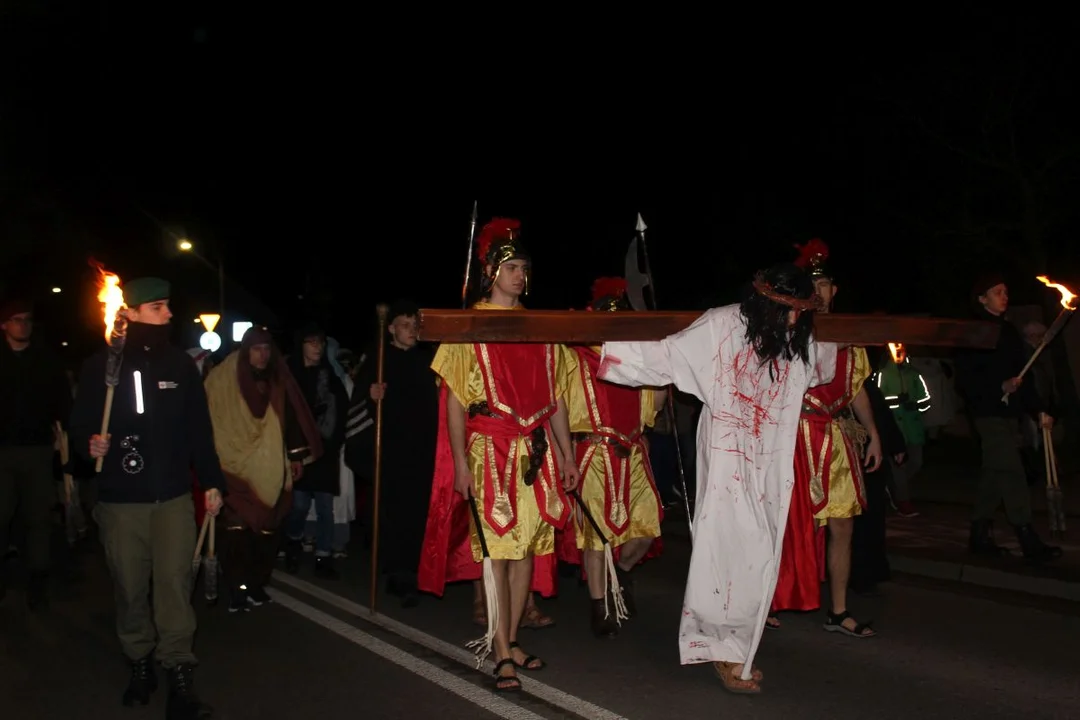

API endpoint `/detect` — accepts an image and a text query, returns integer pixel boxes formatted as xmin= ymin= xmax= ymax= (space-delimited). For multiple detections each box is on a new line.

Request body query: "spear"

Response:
xmin=461 ymin=201 xmax=479 ymax=309
xmin=630 ymin=213 xmax=694 ymax=532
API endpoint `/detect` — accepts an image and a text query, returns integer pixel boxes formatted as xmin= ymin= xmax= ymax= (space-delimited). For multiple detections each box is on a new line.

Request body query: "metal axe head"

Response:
xmin=625 ymin=236 xmax=650 ymax=311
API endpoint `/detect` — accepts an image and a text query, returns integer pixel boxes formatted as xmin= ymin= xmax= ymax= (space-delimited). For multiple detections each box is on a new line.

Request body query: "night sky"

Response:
xmin=4 ymin=8 xmax=1080 ymax=367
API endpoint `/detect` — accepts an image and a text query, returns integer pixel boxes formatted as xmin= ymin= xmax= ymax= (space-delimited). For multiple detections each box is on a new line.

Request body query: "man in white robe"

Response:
xmin=597 ymin=264 xmax=837 ymax=694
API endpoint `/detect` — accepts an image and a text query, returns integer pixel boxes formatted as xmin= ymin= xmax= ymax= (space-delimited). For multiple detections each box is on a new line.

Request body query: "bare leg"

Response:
xmin=615 ymin=537 xmax=651 ymax=571
xmin=521 ymin=590 xmax=555 ymax=629
xmin=488 ymin=560 xmax=517 ymax=688
xmin=508 ymin=558 xmax=543 ymax=668
xmin=471 ymin=579 xmax=486 ymax=626
xmin=583 ymin=550 xmax=605 ymax=599
xmin=827 ymin=517 xmax=874 ymax=636
xmin=826 ymin=518 xmax=853 ymax=614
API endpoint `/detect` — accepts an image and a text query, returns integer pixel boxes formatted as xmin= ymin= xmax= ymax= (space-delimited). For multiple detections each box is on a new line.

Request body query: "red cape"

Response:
xmin=417 ymin=384 xmax=557 ymax=597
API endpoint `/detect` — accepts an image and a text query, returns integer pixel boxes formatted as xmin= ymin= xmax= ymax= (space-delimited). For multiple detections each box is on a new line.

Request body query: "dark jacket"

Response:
xmin=954 ymin=309 xmax=1046 ymax=419
xmin=287 ymin=356 xmax=348 ymax=495
xmin=865 ymin=380 xmax=906 ymax=459
xmin=69 ymin=325 xmax=226 ymax=504
xmin=0 ymin=340 xmax=72 ymax=447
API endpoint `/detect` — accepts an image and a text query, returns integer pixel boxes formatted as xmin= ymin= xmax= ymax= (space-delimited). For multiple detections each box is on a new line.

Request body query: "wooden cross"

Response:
xmin=415 ymin=309 xmax=1000 ymax=349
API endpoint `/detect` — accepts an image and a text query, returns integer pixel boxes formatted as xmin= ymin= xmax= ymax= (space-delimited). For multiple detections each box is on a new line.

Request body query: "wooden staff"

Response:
xmin=1002 ymin=306 xmax=1075 ymax=403
xmin=95 ymin=315 xmax=128 ymax=473
xmin=369 ymin=303 xmax=390 ymax=614
xmin=95 ymin=387 xmax=116 ymax=473
xmin=56 ymin=422 xmax=73 ymax=506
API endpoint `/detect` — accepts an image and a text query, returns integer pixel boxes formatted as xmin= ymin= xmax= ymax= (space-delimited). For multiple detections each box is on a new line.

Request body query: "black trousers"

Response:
xmin=850 ymin=469 xmax=891 ymax=591
xmin=220 ymin=527 xmax=279 ymax=594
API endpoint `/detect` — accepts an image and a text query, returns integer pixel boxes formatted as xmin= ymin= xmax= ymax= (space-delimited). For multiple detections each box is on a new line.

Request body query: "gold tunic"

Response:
xmin=799 ymin=346 xmax=871 ymax=522
xmin=565 ymin=346 xmax=663 ymax=552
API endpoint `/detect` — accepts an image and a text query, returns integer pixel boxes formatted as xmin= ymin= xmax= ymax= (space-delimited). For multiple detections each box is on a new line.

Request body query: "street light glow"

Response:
xmin=178 ymin=239 xmax=193 ymax=251
xmin=51 ymin=287 xmax=62 ymax=294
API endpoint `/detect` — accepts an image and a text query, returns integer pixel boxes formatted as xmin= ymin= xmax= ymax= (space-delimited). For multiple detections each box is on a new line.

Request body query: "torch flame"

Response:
xmin=95 ymin=267 xmax=125 ymax=341
xmin=1036 ymin=275 xmax=1077 ymax=311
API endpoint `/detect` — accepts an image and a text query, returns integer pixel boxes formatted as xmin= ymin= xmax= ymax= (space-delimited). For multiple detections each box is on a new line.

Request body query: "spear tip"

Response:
xmin=636 ymin=212 xmax=647 ymax=233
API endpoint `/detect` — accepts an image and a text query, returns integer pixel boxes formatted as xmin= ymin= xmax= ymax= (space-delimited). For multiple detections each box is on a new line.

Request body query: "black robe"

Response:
xmin=350 ymin=343 xmax=440 ymax=576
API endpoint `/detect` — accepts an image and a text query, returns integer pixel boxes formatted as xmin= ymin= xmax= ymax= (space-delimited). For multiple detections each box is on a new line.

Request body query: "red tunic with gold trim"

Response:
xmin=417 ymin=337 xmax=572 ymax=598
xmin=771 ymin=346 xmax=870 ymax=612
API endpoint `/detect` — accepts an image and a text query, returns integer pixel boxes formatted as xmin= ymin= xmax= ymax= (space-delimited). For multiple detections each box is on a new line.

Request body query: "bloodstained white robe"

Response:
xmin=598 ymin=304 xmax=837 ymax=679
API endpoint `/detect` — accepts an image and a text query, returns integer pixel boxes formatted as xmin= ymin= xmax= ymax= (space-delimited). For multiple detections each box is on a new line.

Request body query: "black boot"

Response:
xmin=615 ymin=566 xmax=636 ymax=618
xmin=284 ymin=539 xmax=302 ymax=573
xmin=26 ymin=571 xmax=48 ymax=611
xmin=122 ymin=654 xmax=158 ymax=707
xmin=968 ymin=520 xmax=1010 ymax=556
xmin=314 ymin=555 xmax=339 ymax=580
xmin=166 ymin=663 xmax=212 ymax=719
xmin=591 ymin=598 xmax=619 ymax=639
xmin=1014 ymin=524 xmax=1063 ymax=562
xmin=388 ymin=571 xmax=419 ymax=608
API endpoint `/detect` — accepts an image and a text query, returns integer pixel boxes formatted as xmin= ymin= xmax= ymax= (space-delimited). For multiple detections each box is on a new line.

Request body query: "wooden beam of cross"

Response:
xmin=415 ymin=310 xmax=1000 ymax=349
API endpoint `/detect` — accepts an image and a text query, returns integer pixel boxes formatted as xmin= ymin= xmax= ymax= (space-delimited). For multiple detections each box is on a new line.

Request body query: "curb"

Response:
xmin=886 ymin=553 xmax=1080 ymax=602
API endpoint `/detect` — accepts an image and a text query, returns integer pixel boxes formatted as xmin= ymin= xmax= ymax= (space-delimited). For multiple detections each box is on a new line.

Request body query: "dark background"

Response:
xmin=3 ymin=6 xmax=1079 ymax=365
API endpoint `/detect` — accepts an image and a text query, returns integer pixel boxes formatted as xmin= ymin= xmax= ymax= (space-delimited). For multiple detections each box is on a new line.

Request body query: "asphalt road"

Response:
xmin=2 ymin=522 xmax=1078 ymax=720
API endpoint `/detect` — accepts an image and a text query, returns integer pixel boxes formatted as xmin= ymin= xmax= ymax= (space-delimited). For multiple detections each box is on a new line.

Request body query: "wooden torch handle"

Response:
xmin=95 ymin=385 xmax=116 ymax=473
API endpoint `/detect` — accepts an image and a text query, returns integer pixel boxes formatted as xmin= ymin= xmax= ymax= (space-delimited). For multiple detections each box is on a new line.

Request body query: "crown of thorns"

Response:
xmin=752 ymin=272 xmax=825 ymax=312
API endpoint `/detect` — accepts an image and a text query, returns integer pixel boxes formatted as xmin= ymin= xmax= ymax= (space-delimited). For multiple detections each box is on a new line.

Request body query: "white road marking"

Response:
xmin=270 ymin=571 xmax=628 ymax=720
xmin=267 ymin=588 xmax=547 ymax=720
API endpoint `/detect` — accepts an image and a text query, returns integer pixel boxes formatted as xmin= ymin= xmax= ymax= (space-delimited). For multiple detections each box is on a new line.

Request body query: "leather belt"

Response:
xmin=573 ymin=432 xmax=632 ymax=459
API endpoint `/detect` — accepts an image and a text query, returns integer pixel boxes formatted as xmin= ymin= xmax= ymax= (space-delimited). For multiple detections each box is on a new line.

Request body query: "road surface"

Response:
xmin=1 ymin=523 xmax=1077 ymax=719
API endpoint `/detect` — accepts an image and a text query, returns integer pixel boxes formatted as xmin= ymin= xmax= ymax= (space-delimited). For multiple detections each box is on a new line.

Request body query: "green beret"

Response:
xmin=123 ymin=277 xmax=171 ymax=308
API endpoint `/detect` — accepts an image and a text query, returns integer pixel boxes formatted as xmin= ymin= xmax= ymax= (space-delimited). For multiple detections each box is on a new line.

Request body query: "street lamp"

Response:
xmin=51 ymin=287 xmax=62 ymax=294
xmin=176 ymin=239 xmax=225 ymax=319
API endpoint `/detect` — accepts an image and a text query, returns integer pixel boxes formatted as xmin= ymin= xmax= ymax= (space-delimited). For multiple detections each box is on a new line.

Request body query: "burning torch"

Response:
xmin=1001 ymin=275 xmax=1077 ymax=404
xmin=94 ymin=266 xmax=127 ymax=473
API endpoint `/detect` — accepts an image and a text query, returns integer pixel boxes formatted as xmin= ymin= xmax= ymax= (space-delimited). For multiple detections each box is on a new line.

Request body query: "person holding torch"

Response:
xmin=955 ymin=272 xmax=1062 ymax=563
xmin=69 ymin=276 xmax=224 ymax=719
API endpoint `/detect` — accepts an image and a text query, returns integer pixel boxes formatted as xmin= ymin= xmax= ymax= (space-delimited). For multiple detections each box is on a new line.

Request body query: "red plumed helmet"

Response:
xmin=793 ymin=237 xmax=831 ymax=277
xmin=476 ymin=217 xmax=522 ymax=263
xmin=591 ymin=277 xmax=627 ymax=305
xmin=589 ymin=277 xmax=630 ymax=311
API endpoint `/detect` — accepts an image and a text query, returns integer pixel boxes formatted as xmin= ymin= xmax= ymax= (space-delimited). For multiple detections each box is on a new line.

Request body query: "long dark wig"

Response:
xmin=738 ymin=263 xmax=816 ymax=374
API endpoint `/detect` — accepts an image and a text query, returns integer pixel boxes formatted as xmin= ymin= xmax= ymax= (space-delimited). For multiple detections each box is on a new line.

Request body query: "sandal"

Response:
xmin=713 ymin=661 xmax=762 ymax=694
xmin=824 ymin=610 xmax=876 ymax=638
xmin=509 ymin=641 xmax=545 ymax=671
xmin=492 ymin=658 xmax=522 ymax=693
xmin=520 ymin=604 xmax=555 ymax=630
xmin=765 ymin=615 xmax=780 ymax=630
xmin=472 ymin=598 xmax=487 ymax=628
